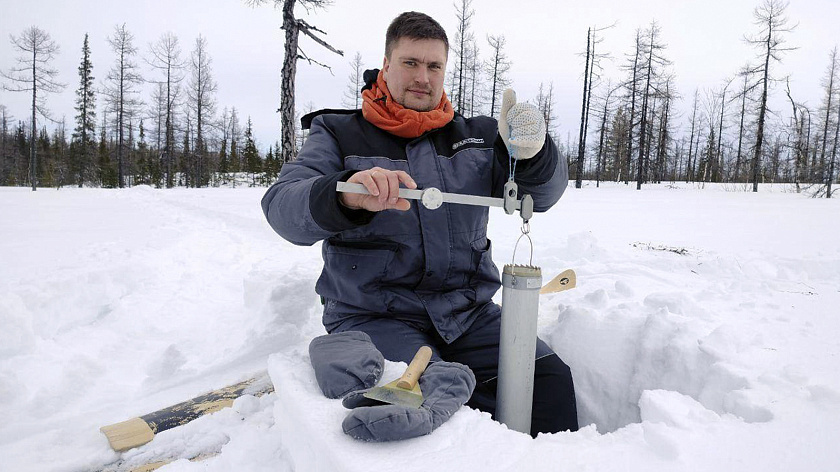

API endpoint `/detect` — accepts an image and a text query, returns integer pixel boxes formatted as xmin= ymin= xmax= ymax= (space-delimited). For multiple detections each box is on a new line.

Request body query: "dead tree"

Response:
xmin=576 ymin=28 xmax=591 ymax=188
xmin=104 ymin=24 xmax=144 ymax=188
xmin=635 ymin=21 xmax=670 ymax=190
xmin=342 ymin=52 xmax=364 ymax=109
xmin=485 ymin=34 xmax=511 ymax=119
xmin=147 ymin=32 xmax=186 ymax=188
xmin=686 ymin=89 xmax=699 ymax=182
xmin=784 ymin=77 xmax=808 ymax=191
xmin=1 ymin=26 xmax=65 ymax=191
xmin=187 ymin=35 xmax=218 ymax=187
xmin=817 ymin=47 xmax=838 ymax=191
xmin=715 ymin=78 xmax=732 ymax=183
xmin=246 ymin=0 xmax=343 ymax=164
xmin=452 ymin=0 xmax=475 ymax=114
xmin=575 ymin=24 xmax=613 ymax=188
xmin=594 ymin=81 xmax=618 ymax=187
xmin=654 ymin=76 xmax=676 ymax=183
xmin=733 ymin=65 xmax=759 ymax=183
xmin=829 ymin=93 xmax=839 ymax=198
xmin=745 ymin=0 xmax=796 ymax=192
xmin=623 ymin=29 xmax=643 ymax=185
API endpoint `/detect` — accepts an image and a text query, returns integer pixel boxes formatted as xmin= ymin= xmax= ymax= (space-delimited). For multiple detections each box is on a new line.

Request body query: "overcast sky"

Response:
xmin=1 ymin=0 xmax=838 ymax=151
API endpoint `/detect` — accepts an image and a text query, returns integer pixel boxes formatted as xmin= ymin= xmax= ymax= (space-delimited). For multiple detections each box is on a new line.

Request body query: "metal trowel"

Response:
xmin=363 ymin=346 xmax=433 ymax=409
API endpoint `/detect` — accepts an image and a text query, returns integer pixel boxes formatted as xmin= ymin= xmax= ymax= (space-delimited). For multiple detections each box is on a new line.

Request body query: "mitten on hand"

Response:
xmin=341 ymin=361 xmax=476 ymax=442
xmin=309 ymin=331 xmax=384 ymax=399
xmin=498 ymin=88 xmax=547 ymax=160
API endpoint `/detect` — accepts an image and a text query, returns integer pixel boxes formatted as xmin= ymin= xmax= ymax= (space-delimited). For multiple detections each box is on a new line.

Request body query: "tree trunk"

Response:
xmin=625 ymin=31 xmax=641 ymax=185
xmin=752 ymin=25 xmax=773 ymax=192
xmin=30 ymin=47 xmax=37 ymax=191
xmin=636 ymin=31 xmax=654 ymax=191
xmin=280 ymin=0 xmax=299 ymax=164
xmin=736 ymin=76 xmax=747 ymax=183
xmin=687 ymin=92 xmax=698 ymax=183
xmin=575 ymin=28 xmax=590 ymax=189
xmin=716 ymin=87 xmax=726 ymax=182
xmin=118 ymin=52 xmax=125 ymax=188
xmin=828 ymin=92 xmax=840 ymax=198
xmin=595 ymin=91 xmax=610 ymax=188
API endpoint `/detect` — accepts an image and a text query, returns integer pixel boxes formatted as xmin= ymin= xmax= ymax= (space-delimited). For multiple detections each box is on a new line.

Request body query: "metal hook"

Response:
xmin=511 ymin=225 xmax=534 ymax=266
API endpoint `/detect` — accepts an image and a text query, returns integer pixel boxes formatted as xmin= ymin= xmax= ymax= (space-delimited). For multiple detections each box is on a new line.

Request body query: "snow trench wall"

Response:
xmin=544 ymin=290 xmax=774 ymax=433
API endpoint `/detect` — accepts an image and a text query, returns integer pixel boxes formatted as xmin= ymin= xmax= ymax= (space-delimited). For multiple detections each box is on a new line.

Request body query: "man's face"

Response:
xmin=382 ymin=38 xmax=447 ymax=112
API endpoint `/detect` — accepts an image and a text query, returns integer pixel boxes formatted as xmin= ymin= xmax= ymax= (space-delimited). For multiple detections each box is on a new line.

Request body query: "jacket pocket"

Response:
xmin=316 ymin=243 xmax=396 ymax=313
xmin=468 ymin=237 xmax=501 ymax=303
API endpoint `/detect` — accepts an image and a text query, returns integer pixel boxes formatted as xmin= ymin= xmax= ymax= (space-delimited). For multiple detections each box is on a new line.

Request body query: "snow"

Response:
xmin=1 ymin=182 xmax=839 ymax=471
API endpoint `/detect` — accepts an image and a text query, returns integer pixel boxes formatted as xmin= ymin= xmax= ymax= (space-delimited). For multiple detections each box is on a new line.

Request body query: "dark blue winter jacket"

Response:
xmin=261 ymin=101 xmax=568 ymax=343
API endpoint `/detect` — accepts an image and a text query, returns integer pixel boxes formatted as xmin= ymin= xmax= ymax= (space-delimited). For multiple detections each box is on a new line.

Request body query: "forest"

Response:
xmin=1 ymin=0 xmax=837 ymax=197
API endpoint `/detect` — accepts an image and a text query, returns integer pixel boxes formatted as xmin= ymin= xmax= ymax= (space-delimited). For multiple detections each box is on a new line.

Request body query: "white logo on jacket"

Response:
xmin=451 ymin=137 xmax=485 ymax=150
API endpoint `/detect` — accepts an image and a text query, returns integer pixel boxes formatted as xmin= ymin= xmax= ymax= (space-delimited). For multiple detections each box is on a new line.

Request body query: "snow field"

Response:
xmin=0 ymin=182 xmax=839 ymax=471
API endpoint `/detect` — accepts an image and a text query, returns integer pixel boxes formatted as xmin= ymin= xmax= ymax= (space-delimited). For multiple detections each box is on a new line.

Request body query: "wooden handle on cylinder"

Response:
xmin=396 ymin=346 xmax=433 ymax=390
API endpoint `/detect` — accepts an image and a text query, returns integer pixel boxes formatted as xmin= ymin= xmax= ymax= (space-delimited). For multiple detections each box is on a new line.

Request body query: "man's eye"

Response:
xmin=430 ymin=64 xmax=442 ymax=71
xmin=404 ymin=61 xmax=416 ymax=67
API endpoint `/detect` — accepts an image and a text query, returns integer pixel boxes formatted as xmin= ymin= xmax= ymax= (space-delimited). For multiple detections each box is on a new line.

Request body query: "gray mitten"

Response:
xmin=341 ymin=361 xmax=476 ymax=442
xmin=309 ymin=331 xmax=384 ymax=399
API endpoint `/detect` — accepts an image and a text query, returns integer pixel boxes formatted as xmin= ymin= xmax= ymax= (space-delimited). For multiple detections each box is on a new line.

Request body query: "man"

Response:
xmin=262 ymin=11 xmax=578 ymax=436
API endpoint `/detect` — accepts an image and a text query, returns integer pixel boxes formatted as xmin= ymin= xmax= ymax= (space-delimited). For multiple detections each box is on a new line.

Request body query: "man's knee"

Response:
xmin=532 ymin=354 xmax=579 ymax=436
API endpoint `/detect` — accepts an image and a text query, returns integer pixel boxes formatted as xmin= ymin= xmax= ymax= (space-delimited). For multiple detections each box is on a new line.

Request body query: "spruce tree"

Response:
xmin=263 ymin=145 xmax=274 ymax=185
xmin=72 ymin=33 xmax=96 ymax=187
xmin=243 ymin=117 xmax=261 ymax=186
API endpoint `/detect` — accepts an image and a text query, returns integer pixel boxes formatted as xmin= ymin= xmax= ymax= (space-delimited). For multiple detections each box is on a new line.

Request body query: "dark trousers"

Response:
xmin=330 ymin=303 xmax=579 ymax=436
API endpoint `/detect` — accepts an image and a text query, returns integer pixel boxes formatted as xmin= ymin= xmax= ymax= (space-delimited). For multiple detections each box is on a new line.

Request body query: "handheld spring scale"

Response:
xmin=334 ymin=180 xmax=533 ymax=222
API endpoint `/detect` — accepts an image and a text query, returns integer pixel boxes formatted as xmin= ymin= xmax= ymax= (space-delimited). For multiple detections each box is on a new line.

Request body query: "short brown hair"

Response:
xmin=385 ymin=12 xmax=449 ymax=59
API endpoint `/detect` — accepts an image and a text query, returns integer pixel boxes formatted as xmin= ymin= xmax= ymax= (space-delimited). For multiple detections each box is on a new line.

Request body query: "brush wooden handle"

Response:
xmin=540 ymin=269 xmax=577 ymax=294
xmin=396 ymin=346 xmax=433 ymax=390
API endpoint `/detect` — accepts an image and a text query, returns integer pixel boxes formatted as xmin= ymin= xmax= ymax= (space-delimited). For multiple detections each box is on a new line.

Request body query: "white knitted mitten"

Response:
xmin=498 ymin=88 xmax=547 ymax=160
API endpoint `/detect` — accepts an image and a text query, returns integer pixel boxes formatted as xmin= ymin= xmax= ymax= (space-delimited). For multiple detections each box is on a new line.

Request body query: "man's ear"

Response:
xmin=381 ymin=55 xmax=390 ymax=82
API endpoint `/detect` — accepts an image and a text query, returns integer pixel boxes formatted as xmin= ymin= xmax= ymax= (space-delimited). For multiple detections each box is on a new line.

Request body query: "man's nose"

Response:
xmin=415 ymin=66 xmax=430 ymax=85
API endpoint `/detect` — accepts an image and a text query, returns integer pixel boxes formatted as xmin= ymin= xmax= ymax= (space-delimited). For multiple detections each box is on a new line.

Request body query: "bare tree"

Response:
xmin=452 ymin=0 xmax=475 ymax=114
xmin=147 ymin=32 xmax=186 ymax=188
xmin=342 ymin=52 xmax=364 ymax=109
xmin=576 ymin=27 xmax=592 ymax=189
xmin=828 ymin=95 xmax=839 ymax=198
xmin=534 ymin=82 xmax=558 ymax=139
xmin=622 ymin=29 xmax=643 ymax=185
xmin=246 ymin=0 xmax=343 ymax=165
xmin=733 ymin=64 xmax=758 ymax=183
xmin=594 ymin=81 xmax=618 ymax=187
xmin=686 ymin=89 xmax=700 ymax=182
xmin=466 ymin=39 xmax=482 ymax=117
xmin=2 ymin=26 xmax=65 ymax=191
xmin=187 ymin=35 xmax=218 ymax=187
xmin=745 ymin=0 xmax=796 ymax=192
xmin=575 ymin=23 xmax=613 ymax=188
xmin=653 ymin=76 xmax=676 ymax=183
xmin=103 ymin=24 xmax=144 ymax=188
xmin=484 ymin=34 xmax=511 ymax=119
xmin=817 ymin=47 xmax=838 ymax=191
xmin=635 ymin=21 xmax=671 ymax=190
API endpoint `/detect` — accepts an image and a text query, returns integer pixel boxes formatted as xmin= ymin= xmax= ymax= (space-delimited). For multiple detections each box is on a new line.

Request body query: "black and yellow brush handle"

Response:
xmin=100 ymin=372 xmax=273 ymax=452
xmin=396 ymin=346 xmax=433 ymax=390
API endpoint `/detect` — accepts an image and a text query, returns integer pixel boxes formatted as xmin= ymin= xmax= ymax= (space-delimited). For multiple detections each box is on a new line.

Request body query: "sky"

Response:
xmin=1 ymin=0 xmax=838 ymax=152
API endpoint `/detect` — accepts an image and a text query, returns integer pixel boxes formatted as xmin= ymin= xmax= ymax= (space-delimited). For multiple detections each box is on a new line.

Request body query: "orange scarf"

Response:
xmin=361 ymin=70 xmax=454 ymax=138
